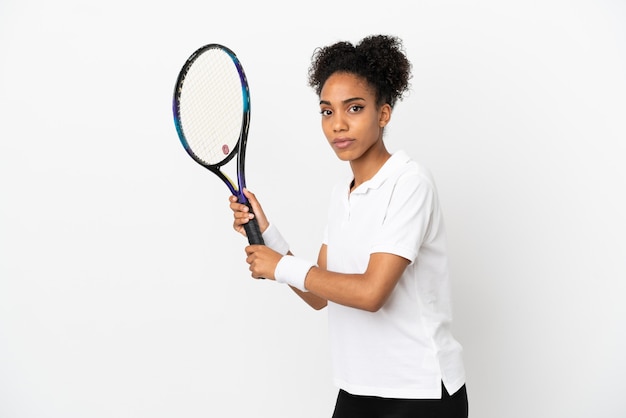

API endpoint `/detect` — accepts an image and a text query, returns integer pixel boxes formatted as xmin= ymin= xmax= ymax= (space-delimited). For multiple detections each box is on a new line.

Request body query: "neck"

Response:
xmin=349 ymin=142 xmax=391 ymax=191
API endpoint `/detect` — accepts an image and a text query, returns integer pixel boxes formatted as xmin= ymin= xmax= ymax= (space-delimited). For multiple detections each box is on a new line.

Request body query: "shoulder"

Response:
xmin=390 ymin=151 xmax=438 ymax=193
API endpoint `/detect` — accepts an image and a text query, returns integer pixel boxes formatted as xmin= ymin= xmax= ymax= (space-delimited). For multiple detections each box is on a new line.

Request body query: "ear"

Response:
xmin=379 ymin=103 xmax=392 ymax=128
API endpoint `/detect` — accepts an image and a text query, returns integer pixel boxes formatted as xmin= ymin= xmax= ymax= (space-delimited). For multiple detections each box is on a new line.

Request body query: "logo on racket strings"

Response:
xmin=222 ymin=144 xmax=229 ymax=155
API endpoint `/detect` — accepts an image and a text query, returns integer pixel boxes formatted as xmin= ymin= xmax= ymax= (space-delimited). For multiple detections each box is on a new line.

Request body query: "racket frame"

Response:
xmin=173 ymin=43 xmax=264 ymax=245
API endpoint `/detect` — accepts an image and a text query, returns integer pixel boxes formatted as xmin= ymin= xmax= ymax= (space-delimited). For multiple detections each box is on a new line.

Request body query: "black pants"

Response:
xmin=332 ymin=383 xmax=468 ymax=418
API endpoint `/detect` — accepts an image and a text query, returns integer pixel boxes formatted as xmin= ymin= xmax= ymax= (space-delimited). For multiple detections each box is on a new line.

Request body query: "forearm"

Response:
xmin=304 ymin=268 xmax=379 ymax=312
xmin=249 ymin=220 xmax=401 ymax=312
xmin=290 ymin=286 xmax=327 ymax=310
xmin=303 ymin=252 xmax=409 ymax=312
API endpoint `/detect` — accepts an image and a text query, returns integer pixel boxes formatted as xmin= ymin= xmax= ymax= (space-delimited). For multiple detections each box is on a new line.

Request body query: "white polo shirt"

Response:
xmin=323 ymin=150 xmax=465 ymax=399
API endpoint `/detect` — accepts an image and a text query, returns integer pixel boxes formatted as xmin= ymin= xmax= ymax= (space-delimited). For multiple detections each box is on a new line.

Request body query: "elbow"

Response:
xmin=360 ymin=294 xmax=387 ymax=313
xmin=359 ymin=285 xmax=394 ymax=312
xmin=311 ymin=300 xmax=328 ymax=311
xmin=362 ymin=302 xmax=383 ymax=313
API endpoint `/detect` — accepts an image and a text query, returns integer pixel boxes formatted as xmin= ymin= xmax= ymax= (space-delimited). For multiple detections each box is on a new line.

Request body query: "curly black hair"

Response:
xmin=307 ymin=34 xmax=412 ymax=108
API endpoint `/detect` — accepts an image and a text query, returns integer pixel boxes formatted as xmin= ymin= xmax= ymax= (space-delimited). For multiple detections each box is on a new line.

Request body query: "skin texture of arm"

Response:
xmin=244 ymin=243 xmax=409 ymax=312
xmin=303 ymin=250 xmax=409 ymax=312
xmin=231 ymin=189 xmax=408 ymax=312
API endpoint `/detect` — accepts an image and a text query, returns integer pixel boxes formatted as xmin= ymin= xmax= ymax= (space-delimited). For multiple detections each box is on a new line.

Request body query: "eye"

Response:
xmin=320 ymin=108 xmax=333 ymax=116
xmin=348 ymin=105 xmax=364 ymax=113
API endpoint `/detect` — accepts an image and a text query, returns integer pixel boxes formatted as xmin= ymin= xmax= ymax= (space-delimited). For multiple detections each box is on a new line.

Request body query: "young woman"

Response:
xmin=229 ymin=34 xmax=468 ymax=418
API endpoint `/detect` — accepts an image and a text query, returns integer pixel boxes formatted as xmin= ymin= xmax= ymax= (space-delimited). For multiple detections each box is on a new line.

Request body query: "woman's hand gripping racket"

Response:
xmin=173 ymin=44 xmax=264 ymax=245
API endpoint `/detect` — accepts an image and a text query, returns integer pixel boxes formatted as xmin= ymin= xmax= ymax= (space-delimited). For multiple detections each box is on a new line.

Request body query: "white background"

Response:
xmin=1 ymin=1 xmax=625 ymax=417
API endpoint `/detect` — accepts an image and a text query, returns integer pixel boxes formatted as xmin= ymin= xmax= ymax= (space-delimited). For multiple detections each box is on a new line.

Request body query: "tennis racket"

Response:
xmin=173 ymin=43 xmax=264 ymax=245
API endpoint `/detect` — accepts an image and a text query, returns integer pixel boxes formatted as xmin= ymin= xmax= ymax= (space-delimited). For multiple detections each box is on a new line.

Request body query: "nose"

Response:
xmin=332 ymin=113 xmax=348 ymax=132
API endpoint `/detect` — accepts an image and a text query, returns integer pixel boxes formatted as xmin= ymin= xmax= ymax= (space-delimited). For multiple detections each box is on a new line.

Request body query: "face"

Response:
xmin=318 ymin=72 xmax=391 ymax=162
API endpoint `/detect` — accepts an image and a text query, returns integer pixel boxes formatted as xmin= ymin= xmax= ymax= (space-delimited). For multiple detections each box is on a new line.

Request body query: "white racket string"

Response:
xmin=178 ymin=48 xmax=243 ymax=166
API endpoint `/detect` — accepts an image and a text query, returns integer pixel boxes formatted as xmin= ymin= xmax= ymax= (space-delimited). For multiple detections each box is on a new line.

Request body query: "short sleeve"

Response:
xmin=369 ymin=172 xmax=436 ymax=263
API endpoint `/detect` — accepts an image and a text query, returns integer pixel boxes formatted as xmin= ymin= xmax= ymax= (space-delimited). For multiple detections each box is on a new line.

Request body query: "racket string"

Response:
xmin=178 ymin=49 xmax=243 ymax=165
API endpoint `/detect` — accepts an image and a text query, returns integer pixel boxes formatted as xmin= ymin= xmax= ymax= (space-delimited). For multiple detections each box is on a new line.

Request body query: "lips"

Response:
xmin=332 ymin=138 xmax=355 ymax=149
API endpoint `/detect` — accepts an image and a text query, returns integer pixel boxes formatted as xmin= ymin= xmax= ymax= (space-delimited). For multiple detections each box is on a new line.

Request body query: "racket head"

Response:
xmin=172 ymin=43 xmax=251 ymax=199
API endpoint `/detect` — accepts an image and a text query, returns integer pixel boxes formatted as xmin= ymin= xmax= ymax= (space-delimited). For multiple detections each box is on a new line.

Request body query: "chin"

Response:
xmin=332 ymin=148 xmax=359 ymax=162
xmin=333 ymin=152 xmax=353 ymax=162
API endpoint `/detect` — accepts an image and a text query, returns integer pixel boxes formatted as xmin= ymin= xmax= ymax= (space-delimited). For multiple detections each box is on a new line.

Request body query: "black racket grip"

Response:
xmin=243 ymin=212 xmax=265 ymax=245
xmin=242 ymin=204 xmax=265 ymax=279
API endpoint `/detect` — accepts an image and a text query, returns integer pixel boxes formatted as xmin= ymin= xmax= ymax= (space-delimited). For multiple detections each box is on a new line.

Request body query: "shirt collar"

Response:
xmin=349 ymin=150 xmax=411 ymax=194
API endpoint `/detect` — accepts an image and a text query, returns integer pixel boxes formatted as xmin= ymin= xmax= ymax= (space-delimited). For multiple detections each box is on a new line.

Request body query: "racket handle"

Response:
xmin=244 ymin=215 xmax=265 ymax=245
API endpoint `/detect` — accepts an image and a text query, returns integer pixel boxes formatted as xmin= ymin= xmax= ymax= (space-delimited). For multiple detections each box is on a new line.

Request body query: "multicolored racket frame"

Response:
xmin=173 ymin=43 xmax=264 ymax=245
